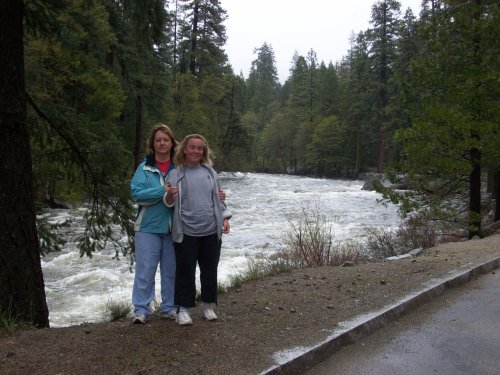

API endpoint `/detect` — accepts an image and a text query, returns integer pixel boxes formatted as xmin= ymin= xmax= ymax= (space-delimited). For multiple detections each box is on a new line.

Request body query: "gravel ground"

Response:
xmin=1 ymin=233 xmax=500 ymax=375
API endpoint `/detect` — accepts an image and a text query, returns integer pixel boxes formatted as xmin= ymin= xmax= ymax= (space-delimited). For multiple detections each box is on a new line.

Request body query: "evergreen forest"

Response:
xmin=0 ymin=0 xmax=498 ymax=327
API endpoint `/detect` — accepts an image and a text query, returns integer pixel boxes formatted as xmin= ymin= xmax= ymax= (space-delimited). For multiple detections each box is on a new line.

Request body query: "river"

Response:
xmin=41 ymin=172 xmax=400 ymax=327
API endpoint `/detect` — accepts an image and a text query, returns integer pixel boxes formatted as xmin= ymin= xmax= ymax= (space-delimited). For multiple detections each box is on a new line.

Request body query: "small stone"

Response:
xmin=380 ymin=280 xmax=386 ymax=285
xmin=290 ymin=308 xmax=296 ymax=313
xmin=326 ymin=305 xmax=334 ymax=310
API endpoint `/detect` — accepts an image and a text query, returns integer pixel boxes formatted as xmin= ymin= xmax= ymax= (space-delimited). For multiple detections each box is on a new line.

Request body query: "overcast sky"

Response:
xmin=219 ymin=0 xmax=422 ymax=83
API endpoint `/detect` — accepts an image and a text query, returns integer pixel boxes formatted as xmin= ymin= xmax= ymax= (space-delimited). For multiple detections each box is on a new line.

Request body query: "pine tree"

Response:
xmin=396 ymin=0 xmax=500 ymax=238
xmin=176 ymin=0 xmax=228 ymax=77
xmin=316 ymin=61 xmax=340 ymax=117
xmin=368 ymin=0 xmax=402 ymax=172
xmin=246 ymin=42 xmax=280 ymax=121
xmin=338 ymin=31 xmax=375 ymax=177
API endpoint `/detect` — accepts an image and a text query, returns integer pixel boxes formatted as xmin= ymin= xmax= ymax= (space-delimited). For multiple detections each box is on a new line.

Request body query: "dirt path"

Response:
xmin=1 ymin=234 xmax=500 ymax=375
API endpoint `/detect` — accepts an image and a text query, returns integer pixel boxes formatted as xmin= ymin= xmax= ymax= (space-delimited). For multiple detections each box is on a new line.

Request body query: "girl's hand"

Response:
xmin=219 ymin=189 xmax=226 ymax=202
xmin=223 ymin=218 xmax=230 ymax=234
xmin=165 ymin=184 xmax=178 ymax=202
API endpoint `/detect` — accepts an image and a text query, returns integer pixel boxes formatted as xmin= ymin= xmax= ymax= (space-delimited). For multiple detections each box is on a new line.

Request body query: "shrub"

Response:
xmin=362 ymin=226 xmax=399 ymax=259
xmin=103 ymin=298 xmax=131 ymax=322
xmin=275 ymin=201 xmax=361 ymax=268
xmin=279 ymin=201 xmax=334 ymax=267
xmin=222 ymin=200 xmax=364 ymax=291
xmin=394 ymin=211 xmax=442 ymax=251
xmin=329 ymin=242 xmax=362 ymax=266
xmin=363 ymin=210 xmax=447 ymax=259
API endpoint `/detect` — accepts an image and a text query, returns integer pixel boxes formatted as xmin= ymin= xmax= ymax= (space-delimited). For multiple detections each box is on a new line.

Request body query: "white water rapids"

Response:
xmin=41 ymin=172 xmax=401 ymax=327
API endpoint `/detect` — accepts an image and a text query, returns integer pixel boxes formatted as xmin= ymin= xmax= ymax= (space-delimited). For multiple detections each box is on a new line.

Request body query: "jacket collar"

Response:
xmin=145 ymin=154 xmax=155 ymax=167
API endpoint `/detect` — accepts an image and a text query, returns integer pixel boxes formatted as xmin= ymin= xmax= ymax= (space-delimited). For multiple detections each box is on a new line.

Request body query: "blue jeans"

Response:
xmin=132 ymin=232 xmax=176 ymax=316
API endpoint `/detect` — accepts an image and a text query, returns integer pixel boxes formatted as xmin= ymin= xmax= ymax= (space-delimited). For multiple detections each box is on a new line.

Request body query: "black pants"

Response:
xmin=174 ymin=233 xmax=221 ymax=308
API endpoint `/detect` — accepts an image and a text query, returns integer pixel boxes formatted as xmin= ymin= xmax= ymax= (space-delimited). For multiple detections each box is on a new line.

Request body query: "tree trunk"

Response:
xmin=468 ymin=0 xmax=483 ymax=239
xmin=377 ymin=117 xmax=385 ymax=173
xmin=486 ymin=169 xmax=494 ymax=193
xmin=134 ymin=86 xmax=142 ymax=169
xmin=469 ymin=143 xmax=481 ymax=238
xmin=354 ymin=118 xmax=361 ymax=179
xmin=0 ymin=0 xmax=49 ymax=328
xmin=173 ymin=0 xmax=179 ymax=81
xmin=189 ymin=1 xmax=199 ymax=76
xmin=494 ymin=170 xmax=500 ymax=222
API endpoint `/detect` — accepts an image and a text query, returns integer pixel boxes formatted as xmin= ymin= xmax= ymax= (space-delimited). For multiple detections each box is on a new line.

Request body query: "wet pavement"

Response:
xmin=304 ymin=271 xmax=500 ymax=375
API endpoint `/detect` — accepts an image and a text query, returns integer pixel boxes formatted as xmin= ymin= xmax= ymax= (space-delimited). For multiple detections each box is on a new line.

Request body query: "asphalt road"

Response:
xmin=304 ymin=271 xmax=500 ymax=375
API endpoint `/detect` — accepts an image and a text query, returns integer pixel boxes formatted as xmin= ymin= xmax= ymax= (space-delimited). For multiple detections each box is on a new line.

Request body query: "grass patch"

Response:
xmin=0 ymin=309 xmax=20 ymax=335
xmin=0 ymin=305 xmax=32 ymax=336
xmin=103 ymin=298 xmax=132 ymax=322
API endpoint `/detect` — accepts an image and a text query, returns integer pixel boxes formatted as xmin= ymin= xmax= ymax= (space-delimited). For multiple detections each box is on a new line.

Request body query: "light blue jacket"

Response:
xmin=163 ymin=164 xmax=232 ymax=243
xmin=131 ymin=155 xmax=174 ymax=233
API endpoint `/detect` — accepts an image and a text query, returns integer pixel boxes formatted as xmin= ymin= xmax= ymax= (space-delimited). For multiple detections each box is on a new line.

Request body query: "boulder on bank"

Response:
xmin=45 ymin=195 xmax=71 ymax=209
xmin=360 ymin=173 xmax=388 ymax=191
xmin=360 ymin=172 xmax=408 ymax=191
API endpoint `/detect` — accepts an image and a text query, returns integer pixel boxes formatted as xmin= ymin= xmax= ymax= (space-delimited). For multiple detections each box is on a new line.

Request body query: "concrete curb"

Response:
xmin=261 ymin=256 xmax=500 ymax=375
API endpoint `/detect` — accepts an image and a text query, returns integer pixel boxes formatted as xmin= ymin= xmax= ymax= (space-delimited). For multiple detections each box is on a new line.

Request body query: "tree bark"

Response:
xmin=469 ymin=143 xmax=481 ymax=238
xmin=134 ymin=84 xmax=142 ymax=169
xmin=494 ymin=170 xmax=500 ymax=222
xmin=0 ymin=0 xmax=49 ymax=327
xmin=189 ymin=1 xmax=199 ymax=76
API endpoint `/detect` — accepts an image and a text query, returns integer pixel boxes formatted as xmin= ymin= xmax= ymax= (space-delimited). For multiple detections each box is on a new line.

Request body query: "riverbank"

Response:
xmin=1 ymin=233 xmax=500 ymax=374
xmin=41 ymin=174 xmax=401 ymax=327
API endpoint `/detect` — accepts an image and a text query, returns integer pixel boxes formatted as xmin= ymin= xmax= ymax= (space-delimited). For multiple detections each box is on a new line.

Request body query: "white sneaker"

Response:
xmin=133 ymin=314 xmax=147 ymax=324
xmin=160 ymin=310 xmax=177 ymax=320
xmin=176 ymin=310 xmax=192 ymax=326
xmin=203 ymin=303 xmax=217 ymax=321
